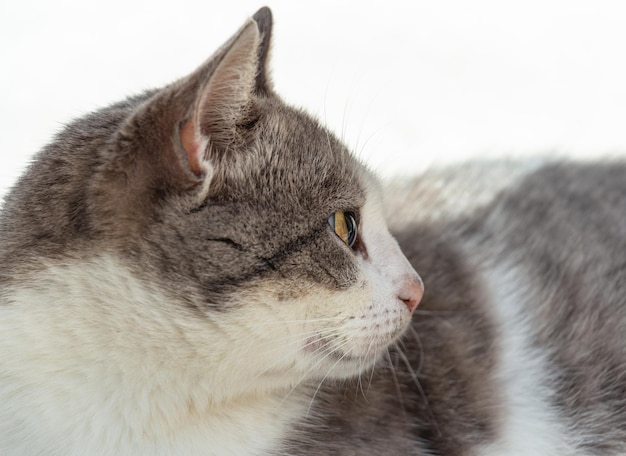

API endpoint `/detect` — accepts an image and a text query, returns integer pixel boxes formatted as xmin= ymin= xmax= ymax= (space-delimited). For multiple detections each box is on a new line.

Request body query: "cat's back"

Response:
xmin=0 ymin=94 xmax=150 ymax=285
xmin=388 ymin=160 xmax=626 ymax=454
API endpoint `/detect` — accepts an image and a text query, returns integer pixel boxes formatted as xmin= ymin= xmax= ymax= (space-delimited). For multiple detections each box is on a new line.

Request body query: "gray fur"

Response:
xmin=2 ymin=6 xmax=626 ymax=455
xmin=0 ymin=10 xmax=366 ymax=309
xmin=279 ymin=162 xmax=626 ymax=455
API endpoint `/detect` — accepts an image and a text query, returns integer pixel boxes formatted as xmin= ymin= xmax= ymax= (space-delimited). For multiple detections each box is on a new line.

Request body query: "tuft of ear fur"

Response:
xmin=193 ymin=20 xmax=260 ymax=153
xmin=180 ymin=7 xmax=273 ymax=176
xmin=93 ymin=9 xmax=275 ymax=231
xmin=179 ymin=19 xmax=260 ymax=179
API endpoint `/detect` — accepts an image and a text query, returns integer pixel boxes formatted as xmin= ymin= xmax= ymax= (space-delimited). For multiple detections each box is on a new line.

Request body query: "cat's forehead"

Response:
xmin=211 ymin=99 xmax=369 ymax=211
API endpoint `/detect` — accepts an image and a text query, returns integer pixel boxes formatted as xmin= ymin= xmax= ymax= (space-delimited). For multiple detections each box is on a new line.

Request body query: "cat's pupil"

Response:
xmin=328 ymin=211 xmax=358 ymax=249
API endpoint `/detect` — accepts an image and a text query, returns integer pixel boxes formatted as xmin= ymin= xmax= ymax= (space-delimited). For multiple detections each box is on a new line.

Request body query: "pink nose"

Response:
xmin=398 ymin=275 xmax=424 ymax=312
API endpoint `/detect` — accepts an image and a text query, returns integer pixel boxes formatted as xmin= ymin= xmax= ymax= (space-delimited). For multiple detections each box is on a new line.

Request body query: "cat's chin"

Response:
xmin=298 ymin=318 xmax=412 ymax=381
xmin=317 ymin=352 xmax=383 ymax=381
xmin=304 ymin=341 xmax=391 ymax=380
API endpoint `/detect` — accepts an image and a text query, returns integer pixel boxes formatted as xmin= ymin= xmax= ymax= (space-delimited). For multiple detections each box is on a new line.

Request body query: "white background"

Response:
xmin=2 ymin=1 xmax=626 ymax=201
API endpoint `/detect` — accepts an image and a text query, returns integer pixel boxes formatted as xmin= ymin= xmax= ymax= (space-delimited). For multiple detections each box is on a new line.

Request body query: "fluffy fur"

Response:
xmin=2 ymin=7 xmax=626 ymax=456
xmin=0 ymin=8 xmax=420 ymax=455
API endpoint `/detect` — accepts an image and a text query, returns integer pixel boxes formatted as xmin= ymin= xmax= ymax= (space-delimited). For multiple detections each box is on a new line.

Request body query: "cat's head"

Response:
xmin=5 ymin=8 xmax=422 ymax=398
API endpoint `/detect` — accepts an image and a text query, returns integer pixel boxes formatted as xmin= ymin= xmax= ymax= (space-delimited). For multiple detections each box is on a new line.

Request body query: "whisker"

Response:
xmin=279 ymin=346 xmax=335 ymax=406
xmin=356 ymin=122 xmax=391 ymax=163
xmin=351 ymin=78 xmax=387 ymax=161
xmin=280 ymin=337 xmax=354 ymax=407
xmin=366 ymin=351 xmax=377 ymax=395
xmin=395 ymin=344 xmax=441 ymax=437
xmin=241 ymin=324 xmax=346 ymax=351
xmin=414 ymin=308 xmax=468 ymax=316
xmin=357 ymin=339 xmax=375 ymax=401
xmin=307 ymin=350 xmax=349 ymax=417
xmin=254 ymin=328 xmax=346 ymax=379
xmin=386 ymin=348 xmax=408 ymax=420
xmin=407 ymin=326 xmax=425 ymax=374
xmin=341 ymin=95 xmax=351 ymax=144
xmin=244 ymin=316 xmax=346 ymax=329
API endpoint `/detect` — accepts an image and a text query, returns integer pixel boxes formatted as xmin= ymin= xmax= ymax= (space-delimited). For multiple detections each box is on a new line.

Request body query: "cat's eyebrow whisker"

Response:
xmin=355 ymin=122 xmax=390 ymax=164
xmin=340 ymin=96 xmax=351 ymax=145
xmin=353 ymin=81 xmax=387 ymax=160
xmin=325 ymin=124 xmax=334 ymax=159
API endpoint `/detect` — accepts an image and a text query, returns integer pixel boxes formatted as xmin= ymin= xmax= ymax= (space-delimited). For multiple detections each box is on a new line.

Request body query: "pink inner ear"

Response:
xmin=180 ymin=119 xmax=207 ymax=177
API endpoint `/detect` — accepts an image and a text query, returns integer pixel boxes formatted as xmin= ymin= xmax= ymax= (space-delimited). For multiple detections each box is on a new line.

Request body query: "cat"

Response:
xmin=1 ymin=6 xmax=626 ymax=456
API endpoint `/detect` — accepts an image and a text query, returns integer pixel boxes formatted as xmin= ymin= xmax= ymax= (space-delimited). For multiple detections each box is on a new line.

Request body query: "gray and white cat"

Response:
xmin=1 ymin=7 xmax=625 ymax=455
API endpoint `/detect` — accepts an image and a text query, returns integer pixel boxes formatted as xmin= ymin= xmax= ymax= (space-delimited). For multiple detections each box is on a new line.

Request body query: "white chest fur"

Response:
xmin=0 ymin=256 xmax=305 ymax=456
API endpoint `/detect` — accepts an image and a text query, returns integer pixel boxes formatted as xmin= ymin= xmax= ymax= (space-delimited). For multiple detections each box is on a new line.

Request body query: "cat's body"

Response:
xmin=287 ymin=161 xmax=626 ymax=455
xmin=1 ymin=8 xmax=626 ymax=455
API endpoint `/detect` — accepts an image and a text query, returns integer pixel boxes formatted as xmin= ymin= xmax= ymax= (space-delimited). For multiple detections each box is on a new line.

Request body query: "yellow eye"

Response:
xmin=328 ymin=211 xmax=358 ymax=249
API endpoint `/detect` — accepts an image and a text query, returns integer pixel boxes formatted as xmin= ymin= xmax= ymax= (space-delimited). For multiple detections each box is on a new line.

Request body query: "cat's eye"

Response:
xmin=328 ymin=211 xmax=358 ymax=249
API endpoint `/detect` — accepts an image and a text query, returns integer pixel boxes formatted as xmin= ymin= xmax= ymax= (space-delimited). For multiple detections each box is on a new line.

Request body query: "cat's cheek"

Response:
xmin=284 ymin=282 xmax=410 ymax=379
xmin=327 ymin=230 xmax=422 ymax=364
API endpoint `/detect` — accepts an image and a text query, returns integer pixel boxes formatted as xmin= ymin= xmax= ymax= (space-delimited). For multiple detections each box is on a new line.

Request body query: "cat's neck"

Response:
xmin=1 ymin=254 xmax=308 ymax=454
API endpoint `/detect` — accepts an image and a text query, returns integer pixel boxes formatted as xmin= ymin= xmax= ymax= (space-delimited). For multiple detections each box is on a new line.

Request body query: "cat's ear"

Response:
xmin=111 ymin=9 xmax=274 ymax=210
xmin=179 ymin=19 xmax=260 ymax=177
xmin=180 ymin=7 xmax=273 ymax=176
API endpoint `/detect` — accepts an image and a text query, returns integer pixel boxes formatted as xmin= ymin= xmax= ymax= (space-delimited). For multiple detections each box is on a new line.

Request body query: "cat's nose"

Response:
xmin=398 ymin=275 xmax=424 ymax=313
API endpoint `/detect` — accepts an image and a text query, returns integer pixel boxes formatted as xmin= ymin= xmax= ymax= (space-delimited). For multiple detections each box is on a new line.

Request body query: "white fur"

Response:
xmin=0 ymin=257 xmax=309 ymax=455
xmin=0 ymin=188 xmax=419 ymax=454
xmin=475 ymin=261 xmax=580 ymax=456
